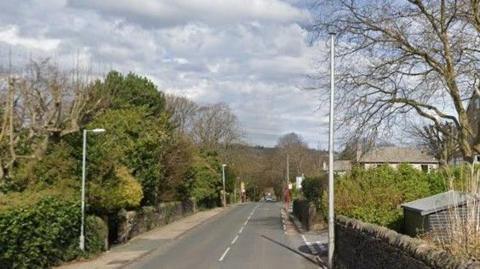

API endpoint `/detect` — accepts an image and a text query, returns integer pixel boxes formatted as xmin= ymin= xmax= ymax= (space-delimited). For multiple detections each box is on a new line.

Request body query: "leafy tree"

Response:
xmin=96 ymin=71 xmax=167 ymax=117
xmin=163 ymin=135 xmax=195 ymax=201
xmin=188 ymin=150 xmax=221 ymax=208
xmin=86 ymin=107 xmax=169 ymax=206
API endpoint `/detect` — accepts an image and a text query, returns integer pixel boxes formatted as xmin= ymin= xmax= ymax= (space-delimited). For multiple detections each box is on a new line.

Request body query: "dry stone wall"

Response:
xmin=117 ymin=199 xmax=196 ymax=243
xmin=335 ymin=215 xmax=480 ymax=269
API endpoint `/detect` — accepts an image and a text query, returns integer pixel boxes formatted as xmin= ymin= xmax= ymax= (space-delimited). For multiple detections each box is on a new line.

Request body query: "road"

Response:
xmin=126 ymin=202 xmax=323 ymax=269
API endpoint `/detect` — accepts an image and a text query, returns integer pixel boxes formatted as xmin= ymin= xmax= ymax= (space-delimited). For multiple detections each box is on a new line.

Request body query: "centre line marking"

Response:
xmin=244 ymin=220 xmax=248 ymax=226
xmin=231 ymin=235 xmax=239 ymax=244
xmin=219 ymin=247 xmax=231 ymax=261
xmin=239 ymin=226 xmax=244 ymax=234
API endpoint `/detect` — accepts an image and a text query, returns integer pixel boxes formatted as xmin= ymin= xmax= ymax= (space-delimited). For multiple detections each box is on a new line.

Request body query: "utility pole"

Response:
xmin=286 ymin=153 xmax=290 ymax=184
xmin=80 ymin=128 xmax=105 ymax=251
xmin=327 ymin=32 xmax=336 ymax=269
xmin=234 ymin=183 xmax=237 ymax=204
xmin=222 ymin=164 xmax=227 ymax=207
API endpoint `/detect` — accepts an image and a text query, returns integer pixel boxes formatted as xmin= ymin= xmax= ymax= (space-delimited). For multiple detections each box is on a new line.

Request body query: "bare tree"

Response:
xmin=410 ymin=122 xmax=459 ymax=164
xmin=0 ymin=59 xmax=104 ymax=182
xmin=191 ymin=103 xmax=242 ymax=149
xmin=276 ymin=132 xmax=310 ymax=178
xmin=313 ymin=0 xmax=480 ymax=161
xmin=165 ymin=94 xmax=198 ymax=134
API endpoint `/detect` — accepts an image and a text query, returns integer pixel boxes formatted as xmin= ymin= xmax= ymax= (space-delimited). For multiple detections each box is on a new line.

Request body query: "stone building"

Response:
xmin=357 ymin=146 xmax=440 ymax=172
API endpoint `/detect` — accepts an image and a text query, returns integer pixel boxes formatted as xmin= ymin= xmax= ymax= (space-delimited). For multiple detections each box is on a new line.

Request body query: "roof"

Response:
xmin=401 ymin=191 xmax=474 ymax=216
xmin=322 ymin=160 xmax=352 ymax=171
xmin=359 ymin=147 xmax=439 ymax=164
xmin=333 ymin=160 xmax=352 ymax=171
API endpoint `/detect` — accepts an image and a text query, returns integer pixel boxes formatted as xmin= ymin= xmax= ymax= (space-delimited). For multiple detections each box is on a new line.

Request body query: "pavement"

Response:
xmin=59 ymin=202 xmax=328 ymax=269
xmin=57 ymin=207 xmax=226 ymax=269
xmin=288 ymin=211 xmax=328 ymax=266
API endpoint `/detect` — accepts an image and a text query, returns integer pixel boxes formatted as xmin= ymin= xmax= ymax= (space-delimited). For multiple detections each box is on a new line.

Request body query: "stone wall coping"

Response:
xmin=336 ymin=215 xmax=480 ymax=269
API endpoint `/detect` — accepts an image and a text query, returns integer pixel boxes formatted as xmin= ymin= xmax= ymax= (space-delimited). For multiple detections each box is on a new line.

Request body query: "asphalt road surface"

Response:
xmin=126 ymin=202 xmax=321 ymax=269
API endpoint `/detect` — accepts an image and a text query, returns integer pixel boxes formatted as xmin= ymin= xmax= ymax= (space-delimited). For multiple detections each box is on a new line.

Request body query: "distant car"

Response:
xmin=265 ymin=194 xmax=275 ymax=202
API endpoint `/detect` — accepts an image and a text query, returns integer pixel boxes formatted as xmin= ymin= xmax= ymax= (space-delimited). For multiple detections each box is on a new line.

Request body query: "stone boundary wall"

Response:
xmin=335 ymin=215 xmax=480 ymax=269
xmin=116 ymin=199 xmax=196 ymax=243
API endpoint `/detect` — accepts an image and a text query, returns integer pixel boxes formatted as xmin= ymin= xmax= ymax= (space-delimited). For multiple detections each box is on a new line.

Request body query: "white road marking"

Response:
xmin=219 ymin=204 xmax=260 ymax=262
xmin=231 ymin=235 xmax=239 ymax=244
xmin=302 ymin=235 xmax=317 ymax=255
xmin=301 ymin=235 xmax=307 ymax=242
xmin=219 ymin=247 xmax=231 ymax=261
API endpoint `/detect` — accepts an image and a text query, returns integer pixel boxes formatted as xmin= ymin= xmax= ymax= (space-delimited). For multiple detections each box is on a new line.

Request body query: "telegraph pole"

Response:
xmin=222 ymin=164 xmax=227 ymax=207
xmin=286 ymin=153 xmax=290 ymax=183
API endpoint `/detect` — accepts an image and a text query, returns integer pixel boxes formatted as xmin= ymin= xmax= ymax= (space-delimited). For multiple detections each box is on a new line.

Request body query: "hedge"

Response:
xmin=325 ymin=164 xmax=447 ymax=231
xmin=0 ymin=197 xmax=106 ymax=268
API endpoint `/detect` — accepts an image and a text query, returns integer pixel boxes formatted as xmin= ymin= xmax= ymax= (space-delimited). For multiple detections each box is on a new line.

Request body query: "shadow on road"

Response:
xmin=250 ymin=216 xmax=283 ymax=231
xmin=260 ymin=235 xmax=320 ymax=266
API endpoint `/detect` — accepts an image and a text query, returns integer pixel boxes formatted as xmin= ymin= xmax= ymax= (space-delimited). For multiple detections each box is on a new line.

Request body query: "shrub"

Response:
xmin=301 ymin=176 xmax=326 ymax=208
xmin=89 ymin=166 xmax=143 ymax=213
xmin=329 ymin=164 xmax=444 ymax=231
xmin=0 ymin=198 xmax=105 ymax=268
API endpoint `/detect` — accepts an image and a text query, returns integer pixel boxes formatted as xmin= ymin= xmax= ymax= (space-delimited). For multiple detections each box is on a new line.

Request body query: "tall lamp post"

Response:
xmin=222 ymin=164 xmax=227 ymax=207
xmin=327 ymin=32 xmax=336 ymax=269
xmin=80 ymin=128 xmax=106 ymax=251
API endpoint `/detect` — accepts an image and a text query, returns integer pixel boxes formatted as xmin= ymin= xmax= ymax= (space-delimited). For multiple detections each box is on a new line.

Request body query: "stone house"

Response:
xmin=357 ymin=146 xmax=440 ymax=172
xmin=401 ymin=191 xmax=476 ymax=237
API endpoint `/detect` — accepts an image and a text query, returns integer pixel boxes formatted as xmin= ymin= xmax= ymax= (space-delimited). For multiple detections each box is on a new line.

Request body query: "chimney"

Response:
xmin=356 ymin=143 xmax=362 ymax=162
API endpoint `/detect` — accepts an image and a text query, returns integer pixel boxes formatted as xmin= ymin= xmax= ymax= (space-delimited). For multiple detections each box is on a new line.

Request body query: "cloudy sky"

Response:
xmin=0 ymin=0 xmax=330 ymax=148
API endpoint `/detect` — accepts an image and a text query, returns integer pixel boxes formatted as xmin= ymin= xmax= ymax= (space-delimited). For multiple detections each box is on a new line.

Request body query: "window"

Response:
xmin=421 ymin=164 xmax=429 ymax=172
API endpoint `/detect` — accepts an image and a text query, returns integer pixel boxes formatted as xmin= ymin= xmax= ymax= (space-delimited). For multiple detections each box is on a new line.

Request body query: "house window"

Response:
xmin=475 ymin=155 xmax=480 ymax=164
xmin=421 ymin=164 xmax=429 ymax=172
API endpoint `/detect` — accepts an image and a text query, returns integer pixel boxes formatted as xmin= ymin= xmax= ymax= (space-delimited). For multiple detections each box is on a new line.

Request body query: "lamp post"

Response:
xmin=80 ymin=128 xmax=105 ymax=251
xmin=222 ymin=164 xmax=227 ymax=207
xmin=327 ymin=32 xmax=336 ymax=269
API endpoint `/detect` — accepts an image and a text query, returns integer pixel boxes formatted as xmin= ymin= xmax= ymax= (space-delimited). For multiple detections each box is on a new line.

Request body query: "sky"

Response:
xmin=0 ymin=0 xmax=330 ymax=148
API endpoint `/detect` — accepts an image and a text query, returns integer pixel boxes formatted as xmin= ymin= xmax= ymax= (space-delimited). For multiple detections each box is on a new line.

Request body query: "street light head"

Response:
xmin=222 ymin=164 xmax=227 ymax=167
xmin=91 ymin=128 xmax=106 ymax=133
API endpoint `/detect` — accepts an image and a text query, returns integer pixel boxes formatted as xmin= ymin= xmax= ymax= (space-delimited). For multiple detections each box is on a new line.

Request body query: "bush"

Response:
xmin=89 ymin=166 xmax=143 ymax=213
xmin=301 ymin=176 xmax=326 ymax=208
xmin=0 ymin=197 xmax=105 ymax=268
xmin=328 ymin=164 xmax=445 ymax=231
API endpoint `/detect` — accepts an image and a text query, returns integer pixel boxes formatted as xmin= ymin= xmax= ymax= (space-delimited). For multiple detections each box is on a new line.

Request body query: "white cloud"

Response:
xmin=0 ymin=25 xmax=60 ymax=51
xmin=0 ymin=0 xmax=329 ymax=148
xmin=68 ymin=0 xmax=310 ymax=27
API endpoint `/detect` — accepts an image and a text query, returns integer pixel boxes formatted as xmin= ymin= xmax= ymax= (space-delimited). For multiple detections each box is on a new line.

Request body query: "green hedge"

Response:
xmin=324 ymin=164 xmax=447 ymax=231
xmin=0 ymin=198 xmax=106 ymax=268
xmin=301 ymin=176 xmax=327 ymax=208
